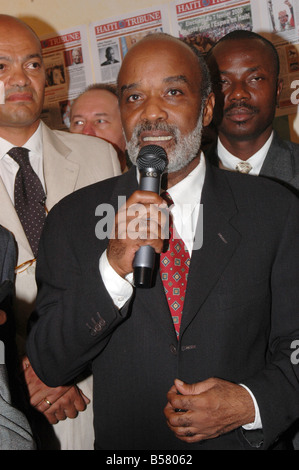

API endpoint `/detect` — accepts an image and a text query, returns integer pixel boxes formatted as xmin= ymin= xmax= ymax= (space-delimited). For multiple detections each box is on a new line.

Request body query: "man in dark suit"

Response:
xmin=27 ymin=33 xmax=299 ymax=450
xmin=205 ymin=30 xmax=299 ymax=195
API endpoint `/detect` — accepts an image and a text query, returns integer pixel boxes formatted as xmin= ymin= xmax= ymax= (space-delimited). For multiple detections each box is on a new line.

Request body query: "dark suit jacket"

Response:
xmin=0 ymin=225 xmax=16 ymax=304
xmin=206 ymin=131 xmax=299 ymax=195
xmin=27 ymin=162 xmax=299 ymax=450
xmin=0 ymin=226 xmax=16 ymax=350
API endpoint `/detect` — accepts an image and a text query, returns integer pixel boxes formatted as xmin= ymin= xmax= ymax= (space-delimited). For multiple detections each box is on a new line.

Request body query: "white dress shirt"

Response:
xmin=99 ymin=152 xmax=206 ymax=308
xmin=99 ymin=152 xmax=261 ymax=431
xmin=0 ymin=123 xmax=45 ymax=204
xmin=217 ymin=132 xmax=274 ymax=175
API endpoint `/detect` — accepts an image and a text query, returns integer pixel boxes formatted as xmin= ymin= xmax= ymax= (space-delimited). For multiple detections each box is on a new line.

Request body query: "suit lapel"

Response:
xmin=180 ymin=163 xmax=241 ymax=337
xmin=205 ymin=142 xmax=219 ymax=167
xmin=260 ymin=132 xmax=295 ymax=182
xmin=109 ymin=164 xmax=241 ymax=343
xmin=41 ymin=123 xmax=80 ymax=211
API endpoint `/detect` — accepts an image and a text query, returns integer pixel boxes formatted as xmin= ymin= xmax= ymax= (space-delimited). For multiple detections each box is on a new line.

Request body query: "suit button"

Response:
xmin=170 ymin=344 xmax=177 ymax=355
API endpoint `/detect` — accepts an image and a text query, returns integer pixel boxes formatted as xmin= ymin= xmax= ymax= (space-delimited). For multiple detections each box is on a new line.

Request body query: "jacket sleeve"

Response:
xmin=242 ymin=194 xmax=299 ymax=448
xmin=26 ymin=201 xmax=130 ymax=387
xmin=0 ymin=226 xmax=16 ymax=304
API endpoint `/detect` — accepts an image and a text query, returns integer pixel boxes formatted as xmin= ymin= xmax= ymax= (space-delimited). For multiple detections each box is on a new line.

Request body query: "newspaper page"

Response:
xmin=170 ymin=0 xmax=254 ymax=54
xmin=256 ymin=0 xmax=299 ymax=115
xmin=170 ymin=0 xmax=299 ymax=115
xmin=89 ymin=6 xmax=171 ymax=84
xmin=40 ymin=26 xmax=93 ymax=129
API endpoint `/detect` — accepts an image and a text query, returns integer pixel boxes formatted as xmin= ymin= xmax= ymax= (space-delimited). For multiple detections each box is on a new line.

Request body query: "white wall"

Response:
xmin=0 ymin=0 xmax=172 ymax=36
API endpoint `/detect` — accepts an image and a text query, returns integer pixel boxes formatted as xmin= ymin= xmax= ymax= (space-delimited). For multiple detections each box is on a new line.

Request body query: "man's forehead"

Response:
xmin=213 ymin=38 xmax=270 ymax=58
xmin=119 ymin=41 xmax=198 ymax=84
xmin=0 ymin=28 xmax=42 ymax=53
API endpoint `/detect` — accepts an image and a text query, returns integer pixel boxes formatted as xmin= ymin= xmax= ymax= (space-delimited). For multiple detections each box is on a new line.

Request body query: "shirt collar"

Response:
xmin=217 ymin=131 xmax=274 ymax=175
xmin=135 ymin=151 xmax=205 ymax=211
xmin=0 ymin=121 xmax=43 ymax=160
xmin=167 ymin=152 xmax=205 ymax=217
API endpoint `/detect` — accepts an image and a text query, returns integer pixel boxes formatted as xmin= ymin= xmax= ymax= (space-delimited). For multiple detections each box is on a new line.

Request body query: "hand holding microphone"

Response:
xmin=106 ymin=145 xmax=168 ymax=287
xmin=133 ymin=145 xmax=168 ymax=287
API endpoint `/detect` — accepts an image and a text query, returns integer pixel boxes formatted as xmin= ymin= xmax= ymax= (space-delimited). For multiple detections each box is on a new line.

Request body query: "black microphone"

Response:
xmin=133 ymin=145 xmax=168 ymax=288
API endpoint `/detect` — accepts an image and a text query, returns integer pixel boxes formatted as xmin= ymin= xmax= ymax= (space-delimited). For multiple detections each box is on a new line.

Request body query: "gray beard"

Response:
xmin=126 ymin=113 xmax=203 ymax=173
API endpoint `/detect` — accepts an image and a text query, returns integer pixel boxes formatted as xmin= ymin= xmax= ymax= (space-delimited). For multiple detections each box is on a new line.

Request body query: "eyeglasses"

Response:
xmin=15 ymin=258 xmax=36 ymax=274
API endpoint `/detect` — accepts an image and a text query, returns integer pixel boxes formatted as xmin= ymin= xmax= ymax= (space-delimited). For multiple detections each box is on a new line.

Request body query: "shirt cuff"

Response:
xmin=99 ymin=250 xmax=134 ymax=309
xmin=240 ymin=384 xmax=262 ymax=430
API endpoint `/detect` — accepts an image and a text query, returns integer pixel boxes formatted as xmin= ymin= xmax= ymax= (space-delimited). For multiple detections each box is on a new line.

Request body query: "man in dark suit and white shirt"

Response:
xmin=205 ymin=30 xmax=299 ymax=195
xmin=27 ymin=33 xmax=299 ymax=450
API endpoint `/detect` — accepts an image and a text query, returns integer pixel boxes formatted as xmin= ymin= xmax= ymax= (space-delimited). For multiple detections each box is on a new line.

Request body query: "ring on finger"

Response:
xmin=44 ymin=397 xmax=52 ymax=407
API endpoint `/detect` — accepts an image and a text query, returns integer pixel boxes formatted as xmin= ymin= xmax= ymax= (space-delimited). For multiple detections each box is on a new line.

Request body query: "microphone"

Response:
xmin=133 ymin=144 xmax=168 ymax=288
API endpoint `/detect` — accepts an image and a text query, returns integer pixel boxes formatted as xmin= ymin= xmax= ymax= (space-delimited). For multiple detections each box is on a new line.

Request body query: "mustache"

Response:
xmin=224 ymin=102 xmax=259 ymax=115
xmin=5 ymin=86 xmax=33 ymax=97
xmin=134 ymin=120 xmax=179 ymax=141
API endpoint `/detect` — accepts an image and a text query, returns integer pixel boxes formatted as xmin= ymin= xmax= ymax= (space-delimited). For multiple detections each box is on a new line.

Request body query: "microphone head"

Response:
xmin=136 ymin=145 xmax=167 ymax=173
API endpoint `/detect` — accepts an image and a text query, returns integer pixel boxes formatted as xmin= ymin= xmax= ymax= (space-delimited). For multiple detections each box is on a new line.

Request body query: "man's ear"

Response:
xmin=276 ymin=78 xmax=283 ymax=106
xmin=202 ymin=92 xmax=215 ymax=127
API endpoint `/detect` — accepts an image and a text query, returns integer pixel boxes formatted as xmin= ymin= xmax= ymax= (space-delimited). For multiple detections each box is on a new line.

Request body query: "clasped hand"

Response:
xmin=164 ymin=377 xmax=255 ymax=443
xmin=22 ymin=357 xmax=90 ymax=424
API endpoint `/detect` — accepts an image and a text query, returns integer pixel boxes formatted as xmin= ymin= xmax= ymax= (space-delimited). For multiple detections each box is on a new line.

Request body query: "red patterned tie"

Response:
xmin=160 ymin=193 xmax=190 ymax=339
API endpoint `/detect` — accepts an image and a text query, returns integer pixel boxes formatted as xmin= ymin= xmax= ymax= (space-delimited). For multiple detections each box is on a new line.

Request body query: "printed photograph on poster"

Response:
xmin=100 ymin=44 xmax=120 ymax=65
xmin=267 ymin=0 xmax=295 ymax=34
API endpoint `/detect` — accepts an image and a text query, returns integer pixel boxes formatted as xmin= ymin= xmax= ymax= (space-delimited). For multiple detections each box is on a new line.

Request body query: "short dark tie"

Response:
xmin=7 ymin=147 xmax=46 ymax=257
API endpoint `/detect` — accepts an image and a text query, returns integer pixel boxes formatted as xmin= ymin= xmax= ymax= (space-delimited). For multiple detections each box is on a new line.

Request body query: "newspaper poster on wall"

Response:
xmin=169 ymin=0 xmax=255 ymax=54
xmin=257 ymin=0 xmax=299 ymax=115
xmin=40 ymin=26 xmax=93 ymax=129
xmin=89 ymin=6 xmax=171 ymax=84
xmin=170 ymin=0 xmax=299 ymax=115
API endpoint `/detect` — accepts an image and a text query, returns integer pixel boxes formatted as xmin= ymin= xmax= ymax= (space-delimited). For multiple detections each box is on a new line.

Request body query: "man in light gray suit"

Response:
xmin=0 ymin=15 xmax=121 ymax=449
xmin=0 ymin=225 xmax=35 ymax=450
xmin=205 ymin=30 xmax=299 ymax=195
